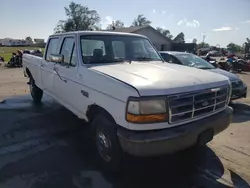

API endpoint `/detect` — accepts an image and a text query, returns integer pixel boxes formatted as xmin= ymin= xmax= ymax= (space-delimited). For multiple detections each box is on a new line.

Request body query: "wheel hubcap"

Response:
xmin=97 ymin=131 xmax=112 ymax=162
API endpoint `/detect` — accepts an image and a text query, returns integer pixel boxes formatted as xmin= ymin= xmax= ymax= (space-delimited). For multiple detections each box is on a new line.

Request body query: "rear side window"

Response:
xmin=46 ymin=38 xmax=59 ymax=61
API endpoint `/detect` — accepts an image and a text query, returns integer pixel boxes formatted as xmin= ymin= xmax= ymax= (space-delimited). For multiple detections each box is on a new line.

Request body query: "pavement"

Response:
xmin=0 ymin=95 xmax=250 ymax=188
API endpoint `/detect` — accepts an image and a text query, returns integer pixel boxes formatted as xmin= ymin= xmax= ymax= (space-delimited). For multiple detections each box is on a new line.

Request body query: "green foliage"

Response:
xmin=131 ymin=14 xmax=151 ymax=26
xmin=25 ymin=36 xmax=33 ymax=42
xmin=156 ymin=27 xmax=173 ymax=39
xmin=197 ymin=42 xmax=210 ymax=49
xmin=54 ymin=1 xmax=100 ymax=33
xmin=226 ymin=43 xmax=242 ymax=53
xmin=173 ymin=32 xmax=185 ymax=43
xmin=106 ymin=20 xmax=124 ymax=30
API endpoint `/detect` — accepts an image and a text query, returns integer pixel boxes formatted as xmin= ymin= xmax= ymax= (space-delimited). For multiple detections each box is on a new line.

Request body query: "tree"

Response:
xmin=131 ymin=14 xmax=151 ymax=26
xmin=156 ymin=27 xmax=173 ymax=39
xmin=227 ymin=43 xmax=242 ymax=53
xmin=106 ymin=20 xmax=124 ymax=30
xmin=25 ymin=36 xmax=33 ymax=42
xmin=173 ymin=32 xmax=185 ymax=43
xmin=54 ymin=1 xmax=100 ymax=33
xmin=197 ymin=42 xmax=210 ymax=49
xmin=246 ymin=38 xmax=250 ymax=44
xmin=192 ymin=38 xmax=197 ymax=43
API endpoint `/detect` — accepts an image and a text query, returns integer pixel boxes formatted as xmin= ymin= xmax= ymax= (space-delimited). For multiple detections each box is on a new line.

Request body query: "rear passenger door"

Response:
xmin=41 ymin=37 xmax=59 ymax=95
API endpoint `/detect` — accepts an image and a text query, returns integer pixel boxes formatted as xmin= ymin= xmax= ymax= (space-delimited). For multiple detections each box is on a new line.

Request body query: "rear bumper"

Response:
xmin=117 ymin=107 xmax=233 ymax=157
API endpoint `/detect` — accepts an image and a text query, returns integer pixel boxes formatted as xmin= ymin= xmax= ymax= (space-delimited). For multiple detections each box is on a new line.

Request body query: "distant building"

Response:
xmin=0 ymin=38 xmax=33 ymax=46
xmin=34 ymin=39 xmax=45 ymax=44
xmin=108 ymin=25 xmax=173 ymax=51
xmin=107 ymin=25 xmax=196 ymax=52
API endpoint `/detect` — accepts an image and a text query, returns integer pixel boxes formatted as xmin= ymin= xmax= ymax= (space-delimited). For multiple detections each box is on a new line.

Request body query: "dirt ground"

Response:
xmin=0 ymin=65 xmax=249 ymax=187
xmin=0 ymin=66 xmax=28 ymax=101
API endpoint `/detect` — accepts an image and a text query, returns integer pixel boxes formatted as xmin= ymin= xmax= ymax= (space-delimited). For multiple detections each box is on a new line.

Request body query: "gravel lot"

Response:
xmin=0 ymin=66 xmax=249 ymax=188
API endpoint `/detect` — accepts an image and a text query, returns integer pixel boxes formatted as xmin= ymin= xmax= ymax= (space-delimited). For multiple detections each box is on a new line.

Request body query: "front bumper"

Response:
xmin=117 ymin=107 xmax=233 ymax=157
xmin=231 ymin=86 xmax=247 ymax=100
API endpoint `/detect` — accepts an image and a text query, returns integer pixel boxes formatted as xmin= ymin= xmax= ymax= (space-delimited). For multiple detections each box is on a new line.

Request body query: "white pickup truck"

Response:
xmin=23 ymin=31 xmax=233 ymax=170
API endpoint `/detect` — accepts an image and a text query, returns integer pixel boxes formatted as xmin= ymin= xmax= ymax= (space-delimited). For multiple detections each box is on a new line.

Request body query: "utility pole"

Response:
xmin=202 ymin=32 xmax=206 ymax=47
xmin=112 ymin=21 xmax=115 ymax=31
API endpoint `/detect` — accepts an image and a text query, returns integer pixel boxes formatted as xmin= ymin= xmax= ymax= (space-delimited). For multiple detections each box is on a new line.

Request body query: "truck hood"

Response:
xmin=89 ymin=62 xmax=229 ymax=96
xmin=208 ymin=68 xmax=240 ymax=82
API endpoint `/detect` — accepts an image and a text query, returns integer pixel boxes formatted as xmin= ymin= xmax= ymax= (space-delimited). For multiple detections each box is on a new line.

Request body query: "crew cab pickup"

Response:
xmin=23 ymin=31 xmax=233 ymax=170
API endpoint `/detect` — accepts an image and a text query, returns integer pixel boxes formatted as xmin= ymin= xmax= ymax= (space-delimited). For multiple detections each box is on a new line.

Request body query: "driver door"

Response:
xmin=53 ymin=36 xmax=84 ymax=116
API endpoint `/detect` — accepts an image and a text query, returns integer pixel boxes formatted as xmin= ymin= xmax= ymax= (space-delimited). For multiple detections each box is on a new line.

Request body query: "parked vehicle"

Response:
xmin=159 ymin=51 xmax=247 ymax=100
xmin=23 ymin=31 xmax=233 ymax=171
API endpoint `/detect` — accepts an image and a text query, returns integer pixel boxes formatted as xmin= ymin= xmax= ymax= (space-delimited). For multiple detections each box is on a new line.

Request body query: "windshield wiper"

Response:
xmin=133 ymin=57 xmax=155 ymax=61
xmin=85 ymin=58 xmax=131 ymax=64
xmin=199 ymin=67 xmax=214 ymax=69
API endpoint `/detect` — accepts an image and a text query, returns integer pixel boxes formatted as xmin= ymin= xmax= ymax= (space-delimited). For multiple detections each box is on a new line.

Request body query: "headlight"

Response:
xmin=126 ymin=98 xmax=168 ymax=123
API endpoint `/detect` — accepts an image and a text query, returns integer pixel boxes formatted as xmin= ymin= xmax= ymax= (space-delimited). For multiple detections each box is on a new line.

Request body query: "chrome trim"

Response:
xmin=168 ymin=85 xmax=230 ymax=124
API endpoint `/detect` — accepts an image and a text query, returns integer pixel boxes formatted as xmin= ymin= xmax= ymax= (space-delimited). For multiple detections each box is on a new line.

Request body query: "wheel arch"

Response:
xmin=86 ymin=104 xmax=116 ymax=124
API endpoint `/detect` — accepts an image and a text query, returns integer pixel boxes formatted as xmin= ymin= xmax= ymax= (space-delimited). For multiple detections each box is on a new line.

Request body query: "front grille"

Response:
xmin=168 ymin=86 xmax=229 ymax=123
xmin=231 ymin=81 xmax=243 ymax=89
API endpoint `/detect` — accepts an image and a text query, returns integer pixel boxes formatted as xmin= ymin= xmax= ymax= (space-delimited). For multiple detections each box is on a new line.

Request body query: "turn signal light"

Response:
xmin=126 ymin=113 xmax=168 ymax=123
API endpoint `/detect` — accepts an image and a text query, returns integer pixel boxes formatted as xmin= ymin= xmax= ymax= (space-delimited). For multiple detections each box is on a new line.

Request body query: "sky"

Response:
xmin=1 ymin=0 xmax=250 ymax=47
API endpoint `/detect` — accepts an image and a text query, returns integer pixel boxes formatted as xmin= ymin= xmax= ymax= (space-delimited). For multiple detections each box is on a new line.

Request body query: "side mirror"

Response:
xmin=49 ymin=54 xmax=64 ymax=63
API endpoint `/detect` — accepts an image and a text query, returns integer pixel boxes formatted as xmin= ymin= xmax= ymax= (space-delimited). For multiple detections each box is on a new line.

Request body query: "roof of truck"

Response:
xmin=50 ymin=31 xmax=147 ymax=38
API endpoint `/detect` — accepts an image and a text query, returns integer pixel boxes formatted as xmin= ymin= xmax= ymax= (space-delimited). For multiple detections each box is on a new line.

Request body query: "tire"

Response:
xmin=92 ymin=113 xmax=124 ymax=172
xmin=29 ymin=77 xmax=43 ymax=103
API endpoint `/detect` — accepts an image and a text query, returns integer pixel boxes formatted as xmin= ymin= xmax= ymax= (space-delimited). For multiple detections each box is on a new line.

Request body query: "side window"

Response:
xmin=60 ymin=37 xmax=75 ymax=66
xmin=112 ymin=41 xmax=125 ymax=58
xmin=70 ymin=44 xmax=77 ymax=67
xmin=45 ymin=38 xmax=59 ymax=61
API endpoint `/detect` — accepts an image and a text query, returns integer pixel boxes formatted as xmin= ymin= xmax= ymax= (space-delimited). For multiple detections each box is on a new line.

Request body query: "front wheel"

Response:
xmin=29 ymin=77 xmax=43 ymax=103
xmin=92 ymin=114 xmax=124 ymax=172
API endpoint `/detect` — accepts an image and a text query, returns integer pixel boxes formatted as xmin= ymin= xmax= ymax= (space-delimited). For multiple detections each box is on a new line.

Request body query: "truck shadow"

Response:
xmin=230 ymin=102 xmax=250 ymax=123
xmin=74 ymin=142 xmax=250 ymax=188
xmin=0 ymin=95 xmax=249 ymax=188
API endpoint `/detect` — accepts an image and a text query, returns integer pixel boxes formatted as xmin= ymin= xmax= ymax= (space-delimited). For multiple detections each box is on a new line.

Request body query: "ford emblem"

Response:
xmin=202 ymin=101 xmax=209 ymax=107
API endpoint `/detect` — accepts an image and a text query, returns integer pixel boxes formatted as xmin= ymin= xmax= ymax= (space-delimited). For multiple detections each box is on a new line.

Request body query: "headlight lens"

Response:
xmin=126 ymin=98 xmax=168 ymax=123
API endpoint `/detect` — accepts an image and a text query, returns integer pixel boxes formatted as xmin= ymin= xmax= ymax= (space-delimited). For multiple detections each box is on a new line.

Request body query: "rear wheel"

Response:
xmin=92 ymin=114 xmax=124 ymax=172
xmin=29 ymin=77 xmax=43 ymax=103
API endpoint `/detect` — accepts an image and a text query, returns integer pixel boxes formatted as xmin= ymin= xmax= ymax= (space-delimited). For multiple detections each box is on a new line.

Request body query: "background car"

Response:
xmin=159 ymin=51 xmax=247 ymax=100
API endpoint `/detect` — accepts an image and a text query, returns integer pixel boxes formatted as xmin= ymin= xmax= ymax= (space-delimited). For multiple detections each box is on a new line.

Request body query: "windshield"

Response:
xmin=175 ymin=53 xmax=215 ymax=69
xmin=80 ymin=35 xmax=162 ymax=64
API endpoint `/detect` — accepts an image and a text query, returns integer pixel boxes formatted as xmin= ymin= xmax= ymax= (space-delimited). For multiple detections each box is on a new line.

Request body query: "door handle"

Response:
xmin=53 ymin=67 xmax=67 ymax=83
xmin=41 ymin=64 xmax=44 ymax=67
xmin=77 ymin=73 xmax=83 ymax=79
